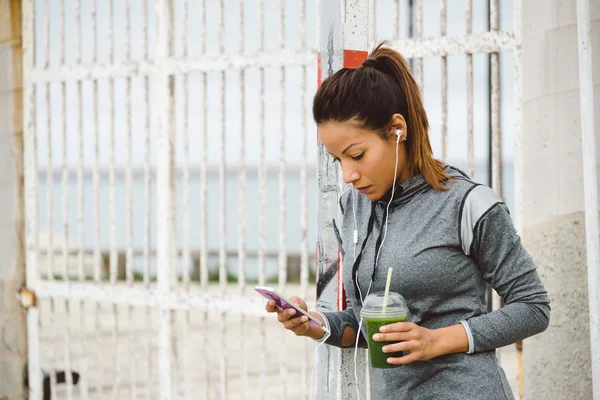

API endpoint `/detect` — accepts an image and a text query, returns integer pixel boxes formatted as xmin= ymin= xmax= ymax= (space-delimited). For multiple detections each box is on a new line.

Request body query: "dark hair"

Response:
xmin=313 ymin=42 xmax=451 ymax=191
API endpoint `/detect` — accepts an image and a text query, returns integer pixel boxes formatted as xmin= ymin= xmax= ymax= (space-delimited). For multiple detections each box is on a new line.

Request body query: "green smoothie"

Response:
xmin=360 ymin=291 xmax=410 ymax=369
xmin=364 ymin=314 xmax=408 ymax=368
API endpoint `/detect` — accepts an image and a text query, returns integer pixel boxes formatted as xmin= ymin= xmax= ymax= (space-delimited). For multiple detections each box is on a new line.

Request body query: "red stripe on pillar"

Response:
xmin=317 ymin=53 xmax=322 ymax=86
xmin=343 ymin=49 xmax=368 ymax=69
xmin=337 ymin=250 xmax=343 ymax=311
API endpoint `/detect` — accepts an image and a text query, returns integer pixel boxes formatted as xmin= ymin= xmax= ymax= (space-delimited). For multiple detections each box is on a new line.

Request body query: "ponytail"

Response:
xmin=368 ymin=42 xmax=450 ymax=191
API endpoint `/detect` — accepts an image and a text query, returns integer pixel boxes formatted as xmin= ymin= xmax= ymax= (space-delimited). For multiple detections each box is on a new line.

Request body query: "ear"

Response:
xmin=389 ymin=113 xmax=407 ymax=141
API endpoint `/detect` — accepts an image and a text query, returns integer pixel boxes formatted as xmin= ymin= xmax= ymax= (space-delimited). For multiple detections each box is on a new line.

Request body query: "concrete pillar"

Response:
xmin=521 ymin=1 xmax=599 ymax=399
xmin=0 ymin=1 xmax=27 ymax=399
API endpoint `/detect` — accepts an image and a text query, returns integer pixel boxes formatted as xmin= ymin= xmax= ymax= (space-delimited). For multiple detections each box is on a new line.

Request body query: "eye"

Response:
xmin=331 ymin=156 xmax=340 ymax=163
xmin=351 ymin=153 xmax=364 ymax=161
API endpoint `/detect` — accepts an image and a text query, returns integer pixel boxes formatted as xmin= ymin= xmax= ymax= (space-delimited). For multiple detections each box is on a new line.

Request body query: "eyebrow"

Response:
xmin=341 ymin=142 xmax=363 ymax=155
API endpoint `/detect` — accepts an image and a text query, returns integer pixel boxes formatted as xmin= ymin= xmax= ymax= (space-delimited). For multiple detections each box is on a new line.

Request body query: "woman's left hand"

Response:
xmin=372 ymin=321 xmax=441 ymax=365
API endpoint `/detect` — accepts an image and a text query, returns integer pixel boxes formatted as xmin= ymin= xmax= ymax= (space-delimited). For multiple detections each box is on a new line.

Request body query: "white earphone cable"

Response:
xmin=353 ymin=130 xmax=401 ymax=399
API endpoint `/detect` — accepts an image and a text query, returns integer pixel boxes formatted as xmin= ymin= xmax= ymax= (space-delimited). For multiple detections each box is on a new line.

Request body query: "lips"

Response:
xmin=357 ymin=185 xmax=371 ymax=194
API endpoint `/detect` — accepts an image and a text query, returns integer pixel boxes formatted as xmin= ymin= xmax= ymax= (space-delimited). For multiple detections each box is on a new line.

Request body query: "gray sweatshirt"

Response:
xmin=319 ymin=166 xmax=550 ymax=400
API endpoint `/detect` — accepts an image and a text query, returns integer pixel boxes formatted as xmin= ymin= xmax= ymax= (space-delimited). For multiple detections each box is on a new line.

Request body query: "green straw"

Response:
xmin=382 ymin=267 xmax=393 ymax=313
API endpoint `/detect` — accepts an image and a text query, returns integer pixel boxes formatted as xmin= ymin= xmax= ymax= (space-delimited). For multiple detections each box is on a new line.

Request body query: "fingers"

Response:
xmin=284 ymin=315 xmax=310 ymax=335
xmin=288 ymin=296 xmax=308 ymax=312
xmin=386 ymin=351 xmax=419 ymax=366
xmin=265 ymin=299 xmax=282 ymax=313
xmin=379 ymin=321 xmax=414 ymax=333
xmin=277 ymin=308 xmax=298 ymax=323
xmin=372 ymin=331 xmax=417 ymax=343
xmin=382 ymin=340 xmax=410 ymax=354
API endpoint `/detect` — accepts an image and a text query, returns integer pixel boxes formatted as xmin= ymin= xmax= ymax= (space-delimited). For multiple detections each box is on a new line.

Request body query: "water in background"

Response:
xmin=37 ymin=162 xmax=513 ymax=281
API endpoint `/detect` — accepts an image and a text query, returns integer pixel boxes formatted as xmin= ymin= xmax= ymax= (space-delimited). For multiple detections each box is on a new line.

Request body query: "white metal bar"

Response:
xmin=238 ymin=0 xmax=248 ymax=395
xmin=278 ymin=3 xmax=288 ymax=399
xmin=74 ymin=0 xmax=89 ymax=397
xmin=299 ymin=0 xmax=308 ymax=302
xmin=278 ymin=3 xmax=287 ymax=295
xmin=33 ymin=281 xmax=279 ymax=323
xmin=257 ymin=1 xmax=267 ymax=397
xmin=182 ymin=75 xmax=191 ymax=287
xmin=369 ymin=0 xmax=376 ymax=47
xmin=60 ymin=0 xmax=73 ymax=394
xmin=415 ymin=0 xmax=423 ymax=88
xmin=219 ymin=0 xmax=227 ymax=295
xmin=202 ymin=311 xmax=210 ymax=400
xmin=125 ymin=4 xmax=134 ymax=287
xmin=78 ymin=300 xmax=89 ymax=399
xmin=108 ymin=0 xmax=117 ymax=286
xmin=466 ymin=0 xmax=474 ymax=178
xmin=489 ymin=4 xmax=501 ymax=192
xmin=277 ymin=1 xmax=289 ymax=396
xmin=389 ymin=31 xmax=517 ymax=60
xmin=91 ymin=2 xmax=102 ymax=285
xmin=156 ymin=0 xmax=174 ymax=397
xmin=181 ymin=1 xmax=192 ymax=393
xmin=23 ymin=0 xmax=43 ymax=396
xmin=123 ymin=2 xmax=137 ymax=399
xmin=76 ymin=2 xmax=84 ymax=284
xmin=237 ymin=0 xmax=247 ymax=295
xmin=143 ymin=0 xmax=151 ymax=289
xmin=440 ymin=0 xmax=447 ymax=162
xmin=106 ymin=2 xmax=121 ymax=396
xmin=392 ymin=0 xmax=399 ymax=40
xmin=30 ymin=50 xmax=318 ymax=83
xmin=218 ymin=1 xmax=228 ymax=398
xmin=258 ymin=0 xmax=266 ymax=289
xmin=50 ymin=300 xmax=58 ymax=398
xmin=576 ymin=0 xmax=600 ymax=397
xmin=62 ymin=301 xmax=74 ymax=400
xmin=299 ymin=1 xmax=309 ymax=397
xmin=143 ymin=1 xmax=153 ymax=395
xmin=46 ymin=87 xmax=53 ymax=281
xmin=111 ymin=303 xmax=120 ymax=398
xmin=200 ymin=0 xmax=208 ymax=289
xmin=168 ymin=0 xmax=177 ymax=288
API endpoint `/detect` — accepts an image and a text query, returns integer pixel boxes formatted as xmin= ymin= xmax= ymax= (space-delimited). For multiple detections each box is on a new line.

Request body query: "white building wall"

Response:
xmin=521 ymin=1 xmax=599 ymax=398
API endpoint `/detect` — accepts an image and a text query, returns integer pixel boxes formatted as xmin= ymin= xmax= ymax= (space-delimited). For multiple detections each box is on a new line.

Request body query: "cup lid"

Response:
xmin=359 ymin=291 xmax=408 ymax=318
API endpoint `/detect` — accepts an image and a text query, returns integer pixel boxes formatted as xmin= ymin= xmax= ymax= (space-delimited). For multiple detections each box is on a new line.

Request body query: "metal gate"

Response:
xmin=23 ymin=0 xmax=318 ymax=398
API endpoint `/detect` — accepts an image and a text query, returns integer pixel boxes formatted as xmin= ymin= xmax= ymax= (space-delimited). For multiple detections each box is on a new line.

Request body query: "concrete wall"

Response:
xmin=521 ymin=1 xmax=599 ymax=398
xmin=0 ymin=0 xmax=27 ymax=398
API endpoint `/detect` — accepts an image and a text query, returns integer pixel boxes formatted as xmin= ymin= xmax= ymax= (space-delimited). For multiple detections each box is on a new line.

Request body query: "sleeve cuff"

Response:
xmin=310 ymin=311 xmax=330 ymax=343
xmin=459 ymin=320 xmax=475 ymax=354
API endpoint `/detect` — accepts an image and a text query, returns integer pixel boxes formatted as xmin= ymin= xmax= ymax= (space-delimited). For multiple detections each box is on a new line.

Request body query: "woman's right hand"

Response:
xmin=265 ymin=296 xmax=313 ymax=337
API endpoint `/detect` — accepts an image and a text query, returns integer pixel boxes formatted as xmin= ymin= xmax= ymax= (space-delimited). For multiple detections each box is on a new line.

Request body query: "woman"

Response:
xmin=265 ymin=43 xmax=550 ymax=399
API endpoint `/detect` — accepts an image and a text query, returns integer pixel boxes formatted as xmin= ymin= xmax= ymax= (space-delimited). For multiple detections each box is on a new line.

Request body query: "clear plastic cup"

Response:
xmin=360 ymin=291 xmax=409 ymax=368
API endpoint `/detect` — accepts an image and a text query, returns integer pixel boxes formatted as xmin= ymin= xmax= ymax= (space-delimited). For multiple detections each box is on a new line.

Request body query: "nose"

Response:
xmin=342 ymin=164 xmax=360 ymax=184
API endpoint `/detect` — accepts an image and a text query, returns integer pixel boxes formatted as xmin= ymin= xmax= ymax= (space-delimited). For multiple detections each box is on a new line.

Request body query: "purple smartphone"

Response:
xmin=255 ymin=286 xmax=326 ymax=330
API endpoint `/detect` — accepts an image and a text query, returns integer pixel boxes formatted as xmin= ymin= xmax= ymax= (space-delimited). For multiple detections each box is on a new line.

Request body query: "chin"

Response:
xmin=364 ymin=192 xmax=380 ymax=201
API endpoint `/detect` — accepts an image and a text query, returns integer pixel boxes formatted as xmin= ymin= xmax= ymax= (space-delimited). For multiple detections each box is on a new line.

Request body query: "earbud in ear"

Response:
xmin=394 ymin=129 xmax=402 ymax=143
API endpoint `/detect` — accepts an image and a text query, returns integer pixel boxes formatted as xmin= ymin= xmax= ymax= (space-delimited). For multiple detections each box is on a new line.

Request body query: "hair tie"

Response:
xmin=362 ymin=59 xmax=378 ymax=69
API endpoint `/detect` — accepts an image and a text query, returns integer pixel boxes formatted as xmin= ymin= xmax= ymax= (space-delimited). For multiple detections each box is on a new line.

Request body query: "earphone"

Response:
xmin=352 ymin=127 xmax=403 ymax=399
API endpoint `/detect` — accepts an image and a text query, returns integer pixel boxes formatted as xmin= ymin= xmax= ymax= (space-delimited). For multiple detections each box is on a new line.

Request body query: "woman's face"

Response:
xmin=318 ymin=118 xmax=410 ymax=201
